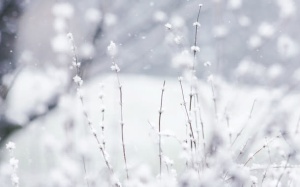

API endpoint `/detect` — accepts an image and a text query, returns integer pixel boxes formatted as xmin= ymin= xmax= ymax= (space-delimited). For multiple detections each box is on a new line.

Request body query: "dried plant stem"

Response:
xmin=68 ymin=33 xmax=115 ymax=176
xmin=295 ymin=114 xmax=300 ymax=134
xmin=111 ymin=59 xmax=129 ymax=179
xmin=261 ymin=137 xmax=273 ymax=184
xmin=231 ymin=99 xmax=256 ymax=147
xmin=244 ymin=139 xmax=274 ymax=166
xmin=158 ymin=81 xmax=166 ymax=177
xmin=192 ymin=5 xmax=202 ymax=71
xmin=276 ymin=154 xmax=291 ymax=187
xmin=223 ymin=107 xmax=232 ymax=144
xmin=188 ymin=5 xmax=202 ymax=141
xmin=99 ymin=86 xmax=106 ymax=149
xmin=82 ymin=156 xmax=90 ymax=187
xmin=261 ymin=165 xmax=270 ymax=185
xmin=223 ymin=138 xmax=250 ymax=180
xmin=193 ymin=95 xmax=200 ymax=146
xmin=179 ymin=79 xmax=196 ymax=149
xmin=194 ymin=92 xmax=206 ymax=166
xmin=226 ymin=114 xmax=232 ymax=144
xmin=210 ymin=81 xmax=218 ymax=120
xmin=235 ymin=138 xmax=250 ymax=162
xmin=79 ymin=96 xmax=114 ymax=174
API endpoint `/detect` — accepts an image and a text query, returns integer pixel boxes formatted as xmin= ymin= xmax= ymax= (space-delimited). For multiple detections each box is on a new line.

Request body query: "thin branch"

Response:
xmin=192 ymin=4 xmax=202 ymax=70
xmin=68 ymin=33 xmax=115 ymax=177
xmin=189 ymin=4 xmax=202 ymax=135
xmin=224 ymin=107 xmax=232 ymax=144
xmin=231 ymin=99 xmax=256 ymax=147
xmin=82 ymin=156 xmax=90 ymax=187
xmin=195 ymin=92 xmax=207 ymax=166
xmin=261 ymin=137 xmax=272 ymax=184
xmin=158 ymin=81 xmax=166 ymax=178
xmin=295 ymin=114 xmax=300 ymax=134
xmin=244 ymin=139 xmax=274 ymax=166
xmin=276 ymin=154 xmax=291 ymax=187
xmin=179 ymin=78 xmax=196 ymax=149
xmin=99 ymin=84 xmax=106 ymax=149
xmin=210 ymin=80 xmax=218 ymax=120
xmin=109 ymin=49 xmax=129 ymax=179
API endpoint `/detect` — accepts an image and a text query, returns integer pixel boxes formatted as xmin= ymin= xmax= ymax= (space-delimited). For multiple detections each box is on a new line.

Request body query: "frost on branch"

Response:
xmin=73 ymin=75 xmax=83 ymax=86
xmin=164 ymin=23 xmax=172 ymax=30
xmin=6 ymin=141 xmax=16 ymax=151
xmin=191 ymin=46 xmax=200 ymax=53
xmin=193 ymin=22 xmax=201 ymax=27
xmin=107 ymin=41 xmax=118 ymax=57
xmin=111 ymin=64 xmax=120 ymax=72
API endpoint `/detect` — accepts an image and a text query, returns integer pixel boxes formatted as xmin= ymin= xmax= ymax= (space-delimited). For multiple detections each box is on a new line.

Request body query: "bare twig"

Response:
xmin=210 ymin=80 xmax=218 ymax=120
xmin=158 ymin=81 xmax=166 ymax=178
xmin=108 ymin=41 xmax=129 ymax=179
xmin=79 ymin=91 xmax=114 ymax=174
xmin=276 ymin=154 xmax=291 ymax=187
xmin=224 ymin=107 xmax=232 ymax=144
xmin=192 ymin=4 xmax=202 ymax=70
xmin=244 ymin=138 xmax=274 ymax=166
xmin=189 ymin=4 xmax=202 ymax=137
xmin=295 ymin=114 xmax=300 ymax=134
xmin=82 ymin=156 xmax=90 ymax=187
xmin=113 ymin=63 xmax=129 ymax=179
xmin=179 ymin=78 xmax=196 ymax=149
xmin=261 ymin=137 xmax=273 ymax=185
xmin=68 ymin=33 xmax=115 ymax=177
xmin=194 ymin=91 xmax=207 ymax=166
xmin=98 ymin=84 xmax=106 ymax=149
xmin=231 ymin=99 xmax=256 ymax=147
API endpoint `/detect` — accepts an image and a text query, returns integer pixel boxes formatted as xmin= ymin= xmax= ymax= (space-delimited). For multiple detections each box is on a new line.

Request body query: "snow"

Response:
xmin=238 ymin=15 xmax=251 ymax=27
xmin=193 ymin=22 xmax=201 ymax=27
xmin=52 ymin=2 xmax=74 ymax=19
xmin=79 ymin=43 xmax=95 ymax=58
xmin=190 ymin=45 xmax=200 ymax=53
xmin=107 ymin=41 xmax=118 ymax=57
xmin=85 ymin=8 xmax=102 ymax=23
xmin=213 ymin=25 xmax=229 ymax=38
xmin=104 ymin=13 xmax=118 ymax=27
xmin=277 ymin=34 xmax=299 ymax=58
xmin=53 ymin=18 xmax=68 ymax=33
xmin=2 ymin=72 xmax=300 ymax=186
xmin=153 ymin=11 xmax=167 ymax=22
xmin=170 ymin=16 xmax=185 ymax=28
xmin=51 ymin=34 xmax=70 ymax=53
xmin=5 ymin=67 xmax=68 ymax=125
xmin=276 ymin=0 xmax=296 ymax=18
xmin=6 ymin=142 xmax=16 ymax=150
xmin=164 ymin=23 xmax=172 ymax=30
xmin=1 ymin=0 xmax=300 ymax=186
xmin=228 ymin=0 xmax=243 ymax=10
xmin=258 ymin=22 xmax=275 ymax=38
xmin=248 ymin=35 xmax=262 ymax=49
xmin=171 ymin=50 xmax=193 ymax=68
xmin=73 ymin=75 xmax=83 ymax=86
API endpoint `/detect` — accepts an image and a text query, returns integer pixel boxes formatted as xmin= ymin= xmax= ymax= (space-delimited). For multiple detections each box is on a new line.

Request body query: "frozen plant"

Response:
xmin=6 ymin=141 xmax=19 ymax=187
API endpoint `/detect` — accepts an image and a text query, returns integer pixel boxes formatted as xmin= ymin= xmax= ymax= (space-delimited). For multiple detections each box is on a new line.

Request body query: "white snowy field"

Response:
xmin=1 ymin=70 xmax=300 ymax=186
